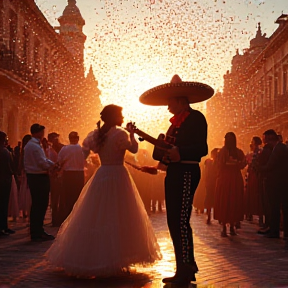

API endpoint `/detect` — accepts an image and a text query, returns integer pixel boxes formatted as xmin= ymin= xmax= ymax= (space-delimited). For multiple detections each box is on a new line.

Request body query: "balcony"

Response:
xmin=0 ymin=47 xmax=35 ymax=85
xmin=0 ymin=47 xmax=60 ymax=101
xmin=274 ymin=94 xmax=288 ymax=113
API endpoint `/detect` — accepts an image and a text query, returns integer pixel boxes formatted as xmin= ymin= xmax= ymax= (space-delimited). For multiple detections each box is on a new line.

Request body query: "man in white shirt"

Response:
xmin=58 ymin=131 xmax=85 ymax=222
xmin=24 ymin=124 xmax=55 ymax=241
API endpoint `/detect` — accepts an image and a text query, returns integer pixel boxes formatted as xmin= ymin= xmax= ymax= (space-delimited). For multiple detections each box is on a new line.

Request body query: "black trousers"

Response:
xmin=62 ymin=170 xmax=84 ymax=221
xmin=0 ymin=177 xmax=12 ymax=230
xmin=165 ymin=163 xmax=200 ymax=269
xmin=266 ymin=177 xmax=288 ymax=237
xmin=26 ymin=174 xmax=50 ymax=238
xmin=50 ymin=176 xmax=63 ymax=226
xmin=261 ymin=178 xmax=271 ymax=227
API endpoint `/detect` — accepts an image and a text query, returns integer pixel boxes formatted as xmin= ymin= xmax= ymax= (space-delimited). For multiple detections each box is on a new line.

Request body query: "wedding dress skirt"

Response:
xmin=46 ymin=164 xmax=161 ymax=277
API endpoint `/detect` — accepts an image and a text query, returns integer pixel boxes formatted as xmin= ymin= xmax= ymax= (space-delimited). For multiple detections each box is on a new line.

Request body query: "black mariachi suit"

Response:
xmin=165 ymin=107 xmax=208 ymax=272
xmin=261 ymin=142 xmax=288 ymax=237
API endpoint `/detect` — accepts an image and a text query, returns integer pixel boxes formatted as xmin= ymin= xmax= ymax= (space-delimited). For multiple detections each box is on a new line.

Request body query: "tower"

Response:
xmin=58 ymin=0 xmax=86 ymax=73
xmin=249 ymin=23 xmax=269 ymax=55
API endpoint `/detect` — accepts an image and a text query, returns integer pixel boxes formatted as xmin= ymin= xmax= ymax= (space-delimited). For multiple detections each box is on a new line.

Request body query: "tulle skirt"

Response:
xmin=18 ymin=172 xmax=31 ymax=214
xmin=46 ymin=164 xmax=161 ymax=277
xmin=8 ymin=176 xmax=19 ymax=219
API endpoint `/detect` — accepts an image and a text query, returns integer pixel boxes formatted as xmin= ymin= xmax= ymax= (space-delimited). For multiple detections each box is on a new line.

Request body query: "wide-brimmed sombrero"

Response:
xmin=139 ymin=74 xmax=214 ymax=106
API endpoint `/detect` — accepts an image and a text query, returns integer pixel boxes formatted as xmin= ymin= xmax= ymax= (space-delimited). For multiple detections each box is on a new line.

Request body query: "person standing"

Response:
xmin=13 ymin=141 xmax=21 ymax=190
xmin=46 ymin=105 xmax=161 ymax=277
xmin=0 ymin=131 xmax=15 ymax=236
xmin=18 ymin=134 xmax=32 ymax=219
xmin=204 ymin=148 xmax=219 ymax=224
xmin=139 ymin=74 xmax=214 ymax=285
xmin=48 ymin=132 xmax=64 ymax=155
xmin=258 ymin=129 xmax=288 ymax=240
xmin=244 ymin=137 xmax=263 ymax=222
xmin=47 ymin=132 xmax=64 ymax=226
xmin=214 ymin=132 xmax=246 ymax=237
xmin=256 ymin=133 xmax=273 ymax=234
xmin=57 ymin=131 xmax=85 ymax=221
xmin=24 ymin=124 xmax=55 ymax=241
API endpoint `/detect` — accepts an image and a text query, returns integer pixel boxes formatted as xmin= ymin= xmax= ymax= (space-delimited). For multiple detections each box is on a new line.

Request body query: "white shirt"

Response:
xmin=57 ymin=144 xmax=85 ymax=171
xmin=24 ymin=137 xmax=54 ymax=174
xmin=46 ymin=146 xmax=58 ymax=162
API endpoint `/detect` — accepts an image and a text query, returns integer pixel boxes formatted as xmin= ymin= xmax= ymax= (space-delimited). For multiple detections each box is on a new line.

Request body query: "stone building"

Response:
xmin=0 ymin=0 xmax=101 ymax=146
xmin=206 ymin=14 xmax=288 ymax=150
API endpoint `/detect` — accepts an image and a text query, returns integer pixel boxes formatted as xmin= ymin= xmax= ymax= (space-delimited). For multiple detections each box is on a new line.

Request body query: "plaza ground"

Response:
xmin=1 ymin=209 xmax=288 ymax=288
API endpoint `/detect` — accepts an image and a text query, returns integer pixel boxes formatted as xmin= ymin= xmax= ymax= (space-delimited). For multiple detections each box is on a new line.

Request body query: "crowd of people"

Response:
xmin=2 ymin=74 xmax=287 ymax=285
xmin=197 ymin=130 xmax=288 ymax=243
xmin=1 ymin=126 xmax=288 ymax=244
xmin=0 ymin=126 xmax=87 ymax=240
xmin=1 ymin=74 xmax=212 ymax=285
xmin=0 ymin=125 xmax=165 ymax=238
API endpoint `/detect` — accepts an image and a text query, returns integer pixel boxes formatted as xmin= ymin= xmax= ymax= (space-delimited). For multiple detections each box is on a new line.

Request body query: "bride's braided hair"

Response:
xmin=94 ymin=104 xmax=123 ymax=148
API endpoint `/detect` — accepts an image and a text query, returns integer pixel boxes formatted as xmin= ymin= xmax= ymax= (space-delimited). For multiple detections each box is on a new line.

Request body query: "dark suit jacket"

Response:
xmin=258 ymin=144 xmax=273 ymax=166
xmin=170 ymin=107 xmax=208 ymax=162
xmin=0 ymin=145 xmax=13 ymax=182
xmin=261 ymin=142 xmax=288 ymax=182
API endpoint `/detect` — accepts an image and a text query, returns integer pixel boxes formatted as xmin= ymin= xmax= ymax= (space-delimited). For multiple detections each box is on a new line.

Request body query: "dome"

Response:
xmin=59 ymin=0 xmax=85 ymax=26
xmin=250 ymin=23 xmax=268 ymax=49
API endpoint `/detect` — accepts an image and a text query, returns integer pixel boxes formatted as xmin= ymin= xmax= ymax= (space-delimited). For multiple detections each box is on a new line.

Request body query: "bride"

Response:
xmin=46 ymin=104 xmax=161 ymax=277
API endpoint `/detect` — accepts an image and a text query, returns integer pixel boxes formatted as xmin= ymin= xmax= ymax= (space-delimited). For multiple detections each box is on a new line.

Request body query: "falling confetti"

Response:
xmin=33 ymin=0 xmax=285 ymax=140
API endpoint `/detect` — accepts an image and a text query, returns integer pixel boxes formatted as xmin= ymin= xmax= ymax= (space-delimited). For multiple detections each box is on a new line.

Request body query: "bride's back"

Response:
xmin=97 ymin=127 xmax=127 ymax=165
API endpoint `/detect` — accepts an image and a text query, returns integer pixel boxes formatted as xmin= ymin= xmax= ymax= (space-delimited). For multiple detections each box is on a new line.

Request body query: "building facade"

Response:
xmin=207 ymin=14 xmax=288 ymax=150
xmin=0 ymin=0 xmax=101 ymax=146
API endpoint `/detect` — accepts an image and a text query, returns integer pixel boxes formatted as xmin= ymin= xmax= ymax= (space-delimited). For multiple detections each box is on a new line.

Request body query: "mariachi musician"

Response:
xmin=139 ymin=74 xmax=214 ymax=285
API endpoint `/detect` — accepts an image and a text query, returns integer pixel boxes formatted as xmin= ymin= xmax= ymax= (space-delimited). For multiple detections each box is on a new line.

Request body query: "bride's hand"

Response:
xmin=125 ymin=122 xmax=135 ymax=136
xmin=141 ymin=166 xmax=158 ymax=175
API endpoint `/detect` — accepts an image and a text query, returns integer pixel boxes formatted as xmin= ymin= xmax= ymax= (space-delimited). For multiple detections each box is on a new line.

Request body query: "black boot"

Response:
xmin=162 ymin=263 xmax=197 ymax=284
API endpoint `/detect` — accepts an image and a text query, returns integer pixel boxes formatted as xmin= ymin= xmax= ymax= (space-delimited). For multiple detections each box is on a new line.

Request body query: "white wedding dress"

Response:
xmin=46 ymin=126 xmax=161 ymax=277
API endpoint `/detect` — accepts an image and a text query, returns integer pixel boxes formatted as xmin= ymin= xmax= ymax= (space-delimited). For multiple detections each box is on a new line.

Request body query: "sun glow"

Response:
xmin=35 ymin=0 xmax=285 ymax=142
xmin=98 ymin=64 xmax=172 ymax=137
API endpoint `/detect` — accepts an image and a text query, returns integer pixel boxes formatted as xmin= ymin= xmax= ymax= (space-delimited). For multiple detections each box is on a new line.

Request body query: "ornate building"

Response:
xmin=0 ymin=0 xmax=101 ymax=146
xmin=207 ymin=14 xmax=288 ymax=149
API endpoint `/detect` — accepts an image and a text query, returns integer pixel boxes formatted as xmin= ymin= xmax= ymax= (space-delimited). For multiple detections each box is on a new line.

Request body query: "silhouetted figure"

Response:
xmin=24 ymin=124 xmax=55 ymax=241
xmin=140 ymin=74 xmax=213 ymax=285
xmin=256 ymin=134 xmax=273 ymax=234
xmin=58 ymin=131 xmax=85 ymax=222
xmin=47 ymin=104 xmax=161 ymax=277
xmin=0 ymin=131 xmax=14 ymax=236
xmin=204 ymin=148 xmax=219 ymax=224
xmin=13 ymin=141 xmax=21 ymax=190
xmin=244 ymin=136 xmax=263 ymax=224
xmin=258 ymin=129 xmax=288 ymax=240
xmin=214 ymin=132 xmax=246 ymax=237
xmin=47 ymin=132 xmax=64 ymax=226
xmin=18 ymin=135 xmax=32 ymax=219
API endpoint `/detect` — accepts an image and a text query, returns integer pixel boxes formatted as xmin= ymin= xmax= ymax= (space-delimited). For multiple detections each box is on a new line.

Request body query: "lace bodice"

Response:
xmin=82 ymin=126 xmax=138 ymax=165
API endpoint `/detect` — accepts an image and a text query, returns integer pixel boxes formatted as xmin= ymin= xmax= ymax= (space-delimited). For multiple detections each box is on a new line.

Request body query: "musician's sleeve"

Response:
xmin=178 ymin=111 xmax=208 ymax=161
xmin=117 ymin=130 xmax=138 ymax=154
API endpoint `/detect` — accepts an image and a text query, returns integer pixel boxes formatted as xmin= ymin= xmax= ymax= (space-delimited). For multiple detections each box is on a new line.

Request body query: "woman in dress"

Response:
xmin=8 ymin=174 xmax=19 ymax=222
xmin=243 ymin=143 xmax=253 ymax=221
xmin=18 ymin=134 xmax=32 ymax=219
xmin=214 ymin=132 xmax=246 ymax=237
xmin=46 ymin=104 xmax=161 ymax=277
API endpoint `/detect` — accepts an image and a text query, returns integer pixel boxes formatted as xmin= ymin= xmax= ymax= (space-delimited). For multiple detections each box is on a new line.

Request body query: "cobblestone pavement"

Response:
xmin=1 ymin=209 xmax=288 ymax=288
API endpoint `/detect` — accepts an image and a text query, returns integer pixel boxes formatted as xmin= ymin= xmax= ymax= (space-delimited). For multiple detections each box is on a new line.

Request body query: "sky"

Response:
xmin=35 ymin=0 xmax=287 ymax=135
